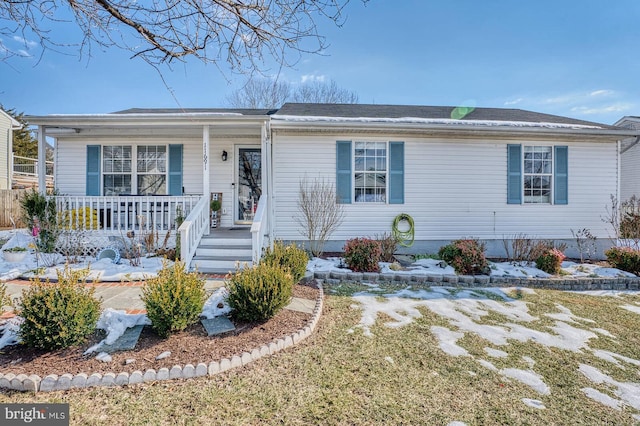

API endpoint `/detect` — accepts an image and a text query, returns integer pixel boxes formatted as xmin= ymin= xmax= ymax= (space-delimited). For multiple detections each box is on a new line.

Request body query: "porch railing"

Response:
xmin=250 ymin=195 xmax=269 ymax=263
xmin=13 ymin=155 xmax=54 ymax=177
xmin=178 ymin=195 xmax=210 ymax=267
xmin=51 ymin=195 xmax=202 ymax=233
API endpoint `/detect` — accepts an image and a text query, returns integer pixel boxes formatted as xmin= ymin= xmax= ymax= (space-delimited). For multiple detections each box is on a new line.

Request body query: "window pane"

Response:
xmin=138 ymin=175 xmax=166 ymax=195
xmin=104 ymin=174 xmax=131 ymax=196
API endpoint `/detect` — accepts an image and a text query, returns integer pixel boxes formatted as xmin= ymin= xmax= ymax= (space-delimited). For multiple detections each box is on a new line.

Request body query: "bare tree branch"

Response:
xmin=0 ymin=0 xmax=367 ymax=74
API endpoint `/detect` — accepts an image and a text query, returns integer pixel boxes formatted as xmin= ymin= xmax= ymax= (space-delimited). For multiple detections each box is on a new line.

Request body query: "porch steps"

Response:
xmin=191 ymin=229 xmax=253 ymax=274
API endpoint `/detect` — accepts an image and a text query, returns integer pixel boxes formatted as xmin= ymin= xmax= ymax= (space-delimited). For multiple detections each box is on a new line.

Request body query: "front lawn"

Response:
xmin=1 ymin=285 xmax=639 ymax=425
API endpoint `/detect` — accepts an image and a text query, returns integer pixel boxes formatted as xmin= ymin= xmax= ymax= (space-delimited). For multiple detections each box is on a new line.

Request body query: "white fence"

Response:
xmin=178 ymin=195 xmax=210 ymax=267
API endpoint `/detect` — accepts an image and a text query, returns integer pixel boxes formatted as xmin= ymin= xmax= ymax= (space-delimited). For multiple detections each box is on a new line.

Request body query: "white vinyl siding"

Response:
xmin=272 ymin=134 xmax=617 ymax=243
xmin=0 ymin=113 xmax=11 ymax=190
xmin=56 ymin=138 xmax=200 ymax=196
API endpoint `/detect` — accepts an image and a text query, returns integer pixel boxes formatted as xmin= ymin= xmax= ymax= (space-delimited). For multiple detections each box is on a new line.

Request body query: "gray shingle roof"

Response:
xmin=275 ymin=103 xmax=617 ymax=129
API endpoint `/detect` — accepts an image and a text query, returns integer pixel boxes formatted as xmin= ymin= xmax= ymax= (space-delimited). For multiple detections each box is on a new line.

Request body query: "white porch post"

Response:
xmin=37 ymin=125 xmax=47 ymax=194
xmin=202 ymin=125 xmax=210 ymax=235
xmin=262 ymin=120 xmax=273 ymax=248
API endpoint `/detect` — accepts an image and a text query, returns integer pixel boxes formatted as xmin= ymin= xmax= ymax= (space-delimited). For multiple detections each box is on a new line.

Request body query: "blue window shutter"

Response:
xmin=554 ymin=146 xmax=568 ymax=205
xmin=86 ymin=145 xmax=101 ymax=196
xmin=336 ymin=141 xmax=352 ymax=204
xmin=168 ymin=144 xmax=183 ymax=196
xmin=507 ymin=144 xmax=522 ymax=204
xmin=388 ymin=141 xmax=404 ymax=204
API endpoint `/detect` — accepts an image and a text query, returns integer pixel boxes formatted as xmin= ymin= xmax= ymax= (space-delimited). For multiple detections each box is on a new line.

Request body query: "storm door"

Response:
xmin=235 ymin=147 xmax=262 ymax=224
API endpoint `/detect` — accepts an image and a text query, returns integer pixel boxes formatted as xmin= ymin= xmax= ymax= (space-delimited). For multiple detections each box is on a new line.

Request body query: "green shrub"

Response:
xmin=19 ymin=265 xmax=101 ymax=350
xmin=376 ymin=232 xmax=399 ymax=262
xmin=142 ymin=261 xmax=206 ymax=338
xmin=343 ymin=237 xmax=382 ymax=272
xmin=438 ymin=239 xmax=488 ymax=275
xmin=605 ymin=246 xmax=640 ymax=275
xmin=261 ymin=241 xmax=309 ymax=283
xmin=535 ymin=248 xmax=566 ymax=274
xmin=0 ymin=283 xmax=12 ymax=311
xmin=227 ymin=263 xmax=293 ymax=322
xmin=20 ymin=188 xmax=60 ymax=253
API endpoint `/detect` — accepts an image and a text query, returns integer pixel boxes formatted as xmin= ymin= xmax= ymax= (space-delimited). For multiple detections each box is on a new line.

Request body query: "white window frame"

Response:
xmin=353 ymin=141 xmax=388 ymax=203
xmin=102 ymin=145 xmax=169 ymax=195
xmin=523 ymin=145 xmax=553 ymax=204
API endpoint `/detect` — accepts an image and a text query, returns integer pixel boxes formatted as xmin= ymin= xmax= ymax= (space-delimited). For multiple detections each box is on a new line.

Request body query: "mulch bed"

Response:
xmin=0 ymin=282 xmax=320 ymax=377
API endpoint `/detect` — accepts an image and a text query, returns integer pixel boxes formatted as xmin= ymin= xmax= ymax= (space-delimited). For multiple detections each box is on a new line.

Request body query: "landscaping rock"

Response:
xmin=201 ymin=316 xmax=235 ymax=336
xmin=156 ymin=351 xmax=171 ymax=360
xmin=100 ymin=325 xmax=145 ymax=353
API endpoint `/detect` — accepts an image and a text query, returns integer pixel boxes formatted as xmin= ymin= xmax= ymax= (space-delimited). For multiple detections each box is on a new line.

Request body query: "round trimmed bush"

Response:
xmin=343 ymin=237 xmax=382 ymax=272
xmin=261 ymin=241 xmax=309 ymax=283
xmin=142 ymin=261 xmax=207 ymax=338
xmin=227 ymin=263 xmax=293 ymax=322
xmin=438 ymin=239 xmax=488 ymax=275
xmin=19 ymin=265 xmax=101 ymax=350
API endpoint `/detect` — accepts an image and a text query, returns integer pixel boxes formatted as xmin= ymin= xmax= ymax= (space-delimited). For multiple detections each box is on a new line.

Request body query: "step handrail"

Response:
xmin=250 ymin=195 xmax=268 ymax=263
xmin=178 ymin=195 xmax=209 ymax=267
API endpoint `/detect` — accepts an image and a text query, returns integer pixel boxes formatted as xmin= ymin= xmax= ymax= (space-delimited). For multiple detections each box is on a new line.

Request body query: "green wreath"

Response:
xmin=392 ymin=213 xmax=415 ymax=247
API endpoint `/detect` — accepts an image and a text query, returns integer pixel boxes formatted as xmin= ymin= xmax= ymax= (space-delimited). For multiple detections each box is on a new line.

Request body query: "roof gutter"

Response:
xmin=270 ymin=119 xmax=639 ymax=138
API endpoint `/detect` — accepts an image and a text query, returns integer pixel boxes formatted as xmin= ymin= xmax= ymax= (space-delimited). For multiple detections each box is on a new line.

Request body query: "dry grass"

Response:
xmin=1 ymin=287 xmax=639 ymax=425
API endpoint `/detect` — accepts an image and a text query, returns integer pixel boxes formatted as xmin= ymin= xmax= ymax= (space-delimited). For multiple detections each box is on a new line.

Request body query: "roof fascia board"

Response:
xmin=25 ymin=113 xmax=269 ymax=127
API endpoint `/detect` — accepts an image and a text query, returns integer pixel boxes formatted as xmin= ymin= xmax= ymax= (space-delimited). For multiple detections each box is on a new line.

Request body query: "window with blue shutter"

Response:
xmin=168 ymin=144 xmax=183 ymax=196
xmin=508 ymin=144 xmax=568 ymax=205
xmin=336 ymin=141 xmax=352 ymax=204
xmin=86 ymin=145 xmax=101 ymax=196
xmin=389 ymin=141 xmax=404 ymax=204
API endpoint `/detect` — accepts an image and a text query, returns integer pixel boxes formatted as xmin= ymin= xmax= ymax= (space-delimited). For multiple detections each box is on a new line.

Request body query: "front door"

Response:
xmin=235 ymin=147 xmax=261 ymax=224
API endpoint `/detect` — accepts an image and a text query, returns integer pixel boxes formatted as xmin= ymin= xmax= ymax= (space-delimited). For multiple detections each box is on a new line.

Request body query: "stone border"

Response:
xmin=0 ymin=284 xmax=324 ymax=393
xmin=312 ymin=271 xmax=640 ymax=291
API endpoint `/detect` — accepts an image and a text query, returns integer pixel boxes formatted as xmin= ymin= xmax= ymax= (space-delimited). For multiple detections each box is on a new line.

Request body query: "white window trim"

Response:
xmin=353 ymin=140 xmax=389 ymax=204
xmin=522 ymin=145 xmax=554 ymax=205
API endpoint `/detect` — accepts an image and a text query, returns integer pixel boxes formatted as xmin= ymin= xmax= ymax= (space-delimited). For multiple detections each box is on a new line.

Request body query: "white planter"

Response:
xmin=2 ymin=250 xmax=27 ymax=263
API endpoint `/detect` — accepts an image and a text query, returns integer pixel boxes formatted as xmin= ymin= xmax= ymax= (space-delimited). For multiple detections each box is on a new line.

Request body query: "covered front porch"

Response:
xmin=27 ymin=109 xmax=275 ymax=269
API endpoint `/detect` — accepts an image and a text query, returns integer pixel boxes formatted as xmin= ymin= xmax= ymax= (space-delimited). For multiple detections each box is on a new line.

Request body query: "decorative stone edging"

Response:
xmin=0 ymin=284 xmax=324 ymax=393
xmin=312 ymin=271 xmax=640 ymax=291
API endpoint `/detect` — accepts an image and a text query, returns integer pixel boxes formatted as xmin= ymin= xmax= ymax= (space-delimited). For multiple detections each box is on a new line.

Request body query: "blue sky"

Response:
xmin=1 ymin=0 xmax=639 ymax=124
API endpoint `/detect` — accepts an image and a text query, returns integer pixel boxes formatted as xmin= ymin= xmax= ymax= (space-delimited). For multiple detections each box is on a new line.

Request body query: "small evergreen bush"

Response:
xmin=227 ymin=263 xmax=293 ymax=322
xmin=535 ymin=248 xmax=566 ymax=274
xmin=19 ymin=265 xmax=101 ymax=350
xmin=343 ymin=237 xmax=382 ymax=272
xmin=438 ymin=239 xmax=488 ymax=275
xmin=605 ymin=246 xmax=640 ymax=276
xmin=142 ymin=261 xmax=206 ymax=338
xmin=261 ymin=241 xmax=309 ymax=283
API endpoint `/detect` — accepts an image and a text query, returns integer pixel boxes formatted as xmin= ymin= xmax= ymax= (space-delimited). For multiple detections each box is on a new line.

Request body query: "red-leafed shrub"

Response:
xmin=535 ymin=247 xmax=566 ymax=275
xmin=605 ymin=246 xmax=640 ymax=276
xmin=343 ymin=238 xmax=382 ymax=272
xmin=438 ymin=239 xmax=488 ymax=275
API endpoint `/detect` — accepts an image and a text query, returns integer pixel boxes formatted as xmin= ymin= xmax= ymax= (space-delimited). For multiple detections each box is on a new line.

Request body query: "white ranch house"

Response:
xmin=26 ymin=104 xmax=638 ymax=271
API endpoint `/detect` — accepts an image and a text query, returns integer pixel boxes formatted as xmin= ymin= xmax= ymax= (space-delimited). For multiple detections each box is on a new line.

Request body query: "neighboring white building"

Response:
xmin=0 ymin=109 xmax=21 ymax=190
xmin=26 ymin=104 xmax=639 ymax=267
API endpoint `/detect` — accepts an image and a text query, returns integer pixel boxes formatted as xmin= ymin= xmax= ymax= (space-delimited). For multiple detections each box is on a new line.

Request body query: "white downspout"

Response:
xmin=202 ymin=125 xmax=210 ymax=236
xmin=37 ymin=125 xmax=46 ymax=194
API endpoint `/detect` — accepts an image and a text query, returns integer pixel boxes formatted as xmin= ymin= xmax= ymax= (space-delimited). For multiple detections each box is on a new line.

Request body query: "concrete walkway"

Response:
xmin=1 ymin=279 xmax=316 ymax=316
